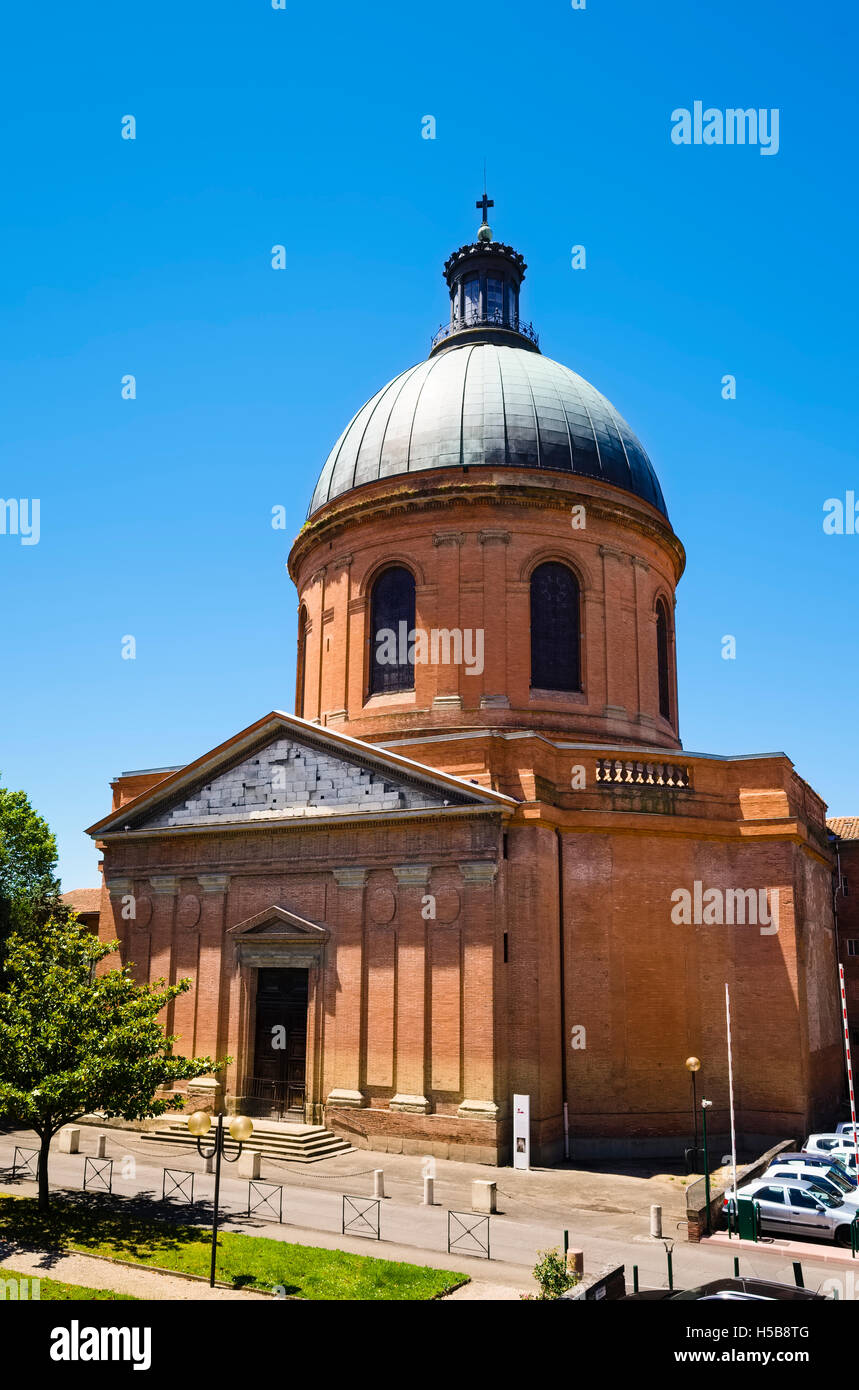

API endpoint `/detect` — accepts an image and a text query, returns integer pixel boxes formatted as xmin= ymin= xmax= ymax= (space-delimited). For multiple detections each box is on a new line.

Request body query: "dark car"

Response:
xmin=624 ymin=1277 xmax=827 ymax=1301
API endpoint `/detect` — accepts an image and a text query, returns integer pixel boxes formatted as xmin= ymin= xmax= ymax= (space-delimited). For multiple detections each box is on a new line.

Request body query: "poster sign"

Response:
xmin=513 ymin=1093 xmax=530 ymax=1170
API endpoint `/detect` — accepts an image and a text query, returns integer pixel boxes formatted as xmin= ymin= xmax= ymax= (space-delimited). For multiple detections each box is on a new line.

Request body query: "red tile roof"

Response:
xmin=827 ymin=817 xmax=859 ymax=841
xmin=62 ymin=888 xmax=102 ymax=915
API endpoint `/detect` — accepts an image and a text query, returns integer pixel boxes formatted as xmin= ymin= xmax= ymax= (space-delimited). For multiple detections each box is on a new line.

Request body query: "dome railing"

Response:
xmin=431 ymin=311 xmax=540 ymax=351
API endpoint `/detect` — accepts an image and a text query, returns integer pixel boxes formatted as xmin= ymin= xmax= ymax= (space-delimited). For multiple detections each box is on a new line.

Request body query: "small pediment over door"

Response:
xmin=228 ymin=905 xmax=329 ymax=968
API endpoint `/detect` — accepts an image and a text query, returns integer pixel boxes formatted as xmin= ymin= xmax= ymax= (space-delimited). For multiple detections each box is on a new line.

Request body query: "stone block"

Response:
xmin=238 ymin=1149 xmax=261 ymax=1179
xmin=472 ymin=1179 xmax=497 ymax=1213
xmin=58 ymin=1127 xmax=80 ymax=1154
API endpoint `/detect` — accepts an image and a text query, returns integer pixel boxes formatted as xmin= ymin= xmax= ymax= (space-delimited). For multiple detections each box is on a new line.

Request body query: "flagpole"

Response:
xmin=725 ymin=983 xmax=738 ymax=1198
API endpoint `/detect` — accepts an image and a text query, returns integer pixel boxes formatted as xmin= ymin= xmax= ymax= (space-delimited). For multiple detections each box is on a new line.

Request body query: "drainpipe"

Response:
xmin=556 ymin=828 xmax=570 ymax=1160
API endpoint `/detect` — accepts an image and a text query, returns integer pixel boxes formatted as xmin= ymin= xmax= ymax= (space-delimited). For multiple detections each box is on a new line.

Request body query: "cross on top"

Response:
xmin=476 ymin=191 xmax=494 ymax=224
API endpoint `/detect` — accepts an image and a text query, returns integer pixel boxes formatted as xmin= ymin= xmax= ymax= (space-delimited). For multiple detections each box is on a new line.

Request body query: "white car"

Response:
xmin=835 ymin=1122 xmax=859 ymax=1136
xmin=763 ymin=1161 xmax=859 ymax=1208
xmin=804 ymin=1133 xmax=859 ymax=1160
xmin=723 ymin=1176 xmax=856 ymax=1246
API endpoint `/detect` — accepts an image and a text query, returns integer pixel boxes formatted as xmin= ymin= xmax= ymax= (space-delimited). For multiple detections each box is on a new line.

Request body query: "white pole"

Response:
xmin=837 ymin=965 xmax=859 ymax=1179
xmin=725 ymin=983 xmax=738 ymax=1198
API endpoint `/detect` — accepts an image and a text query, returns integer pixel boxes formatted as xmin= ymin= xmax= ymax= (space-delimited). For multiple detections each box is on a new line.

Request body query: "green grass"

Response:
xmin=0 ymin=1269 xmax=138 ymax=1301
xmin=0 ymin=1196 xmax=466 ymax=1301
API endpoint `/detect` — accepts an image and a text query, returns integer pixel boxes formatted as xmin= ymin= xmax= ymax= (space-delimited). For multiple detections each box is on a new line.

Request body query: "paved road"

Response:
xmin=1 ymin=1126 xmax=855 ymax=1299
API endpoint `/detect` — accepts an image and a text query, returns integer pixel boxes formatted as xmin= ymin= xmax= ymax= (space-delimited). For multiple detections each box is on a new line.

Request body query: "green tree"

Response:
xmin=0 ymin=779 xmax=61 ymax=973
xmin=0 ymin=915 xmax=222 ymax=1212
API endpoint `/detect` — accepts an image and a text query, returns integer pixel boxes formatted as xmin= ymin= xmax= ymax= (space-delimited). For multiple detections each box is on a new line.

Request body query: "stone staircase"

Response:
xmin=141 ymin=1118 xmax=352 ymax=1164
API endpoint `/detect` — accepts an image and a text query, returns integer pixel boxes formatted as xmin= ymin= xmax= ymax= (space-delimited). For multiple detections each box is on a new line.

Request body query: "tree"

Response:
xmin=0 ymin=914 xmax=222 ymax=1212
xmin=0 ymin=778 xmax=61 ymax=977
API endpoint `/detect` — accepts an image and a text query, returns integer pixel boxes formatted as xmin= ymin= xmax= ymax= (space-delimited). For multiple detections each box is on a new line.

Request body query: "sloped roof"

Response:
xmin=62 ymin=888 xmax=101 ymax=914
xmin=828 ymin=817 xmax=859 ymax=841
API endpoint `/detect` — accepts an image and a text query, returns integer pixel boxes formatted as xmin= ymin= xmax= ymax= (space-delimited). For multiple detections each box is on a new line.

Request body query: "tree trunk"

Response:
xmin=37 ymin=1133 xmax=51 ymax=1214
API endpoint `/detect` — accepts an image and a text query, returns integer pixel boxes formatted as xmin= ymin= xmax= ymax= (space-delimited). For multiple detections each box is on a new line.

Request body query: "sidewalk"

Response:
xmin=0 ymin=1245 xmax=270 ymax=1300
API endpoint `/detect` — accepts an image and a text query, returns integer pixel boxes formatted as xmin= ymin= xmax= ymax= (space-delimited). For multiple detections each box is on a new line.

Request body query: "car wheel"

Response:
xmin=835 ymin=1226 xmax=852 ymax=1248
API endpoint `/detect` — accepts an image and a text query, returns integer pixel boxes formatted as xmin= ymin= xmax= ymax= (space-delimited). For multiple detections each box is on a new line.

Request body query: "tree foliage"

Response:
xmin=0 ymin=777 xmax=61 ymax=971
xmin=0 ymin=914 xmax=221 ymax=1210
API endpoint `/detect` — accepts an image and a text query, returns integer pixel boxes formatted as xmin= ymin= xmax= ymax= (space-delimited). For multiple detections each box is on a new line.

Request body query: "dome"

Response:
xmin=308 ymin=343 xmax=667 ymax=518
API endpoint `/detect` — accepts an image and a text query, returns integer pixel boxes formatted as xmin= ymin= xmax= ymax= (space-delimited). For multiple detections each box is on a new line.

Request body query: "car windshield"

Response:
xmin=827 ymin=1170 xmax=853 ymax=1191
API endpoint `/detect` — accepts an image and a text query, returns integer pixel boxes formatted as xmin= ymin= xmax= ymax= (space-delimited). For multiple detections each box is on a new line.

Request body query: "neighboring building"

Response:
xmin=87 ymin=203 xmax=844 ymax=1162
xmin=61 ymin=887 xmax=101 ymax=934
xmin=828 ymin=817 xmax=859 ymax=1054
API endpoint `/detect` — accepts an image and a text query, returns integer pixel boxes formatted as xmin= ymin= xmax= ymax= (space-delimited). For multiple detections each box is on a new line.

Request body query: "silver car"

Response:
xmin=724 ymin=1176 xmax=856 ymax=1246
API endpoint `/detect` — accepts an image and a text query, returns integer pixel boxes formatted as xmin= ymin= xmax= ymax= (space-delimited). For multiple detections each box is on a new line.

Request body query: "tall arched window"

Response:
xmin=369 ymin=566 xmax=416 ymax=695
xmin=656 ymin=598 xmax=672 ymax=721
xmin=530 ymin=562 xmax=581 ymax=692
xmin=296 ymin=605 xmax=308 ymax=718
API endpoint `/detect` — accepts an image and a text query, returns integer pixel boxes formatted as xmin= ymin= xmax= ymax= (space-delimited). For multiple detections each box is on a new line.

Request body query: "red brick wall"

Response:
xmin=287 ymin=467 xmax=684 ymax=750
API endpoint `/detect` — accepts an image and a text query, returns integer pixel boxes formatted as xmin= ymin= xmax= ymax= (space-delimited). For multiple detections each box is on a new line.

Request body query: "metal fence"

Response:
xmin=162 ymin=1168 xmax=195 ymax=1204
xmin=248 ymin=1181 xmax=284 ymax=1223
xmin=448 ymin=1210 xmax=491 ymax=1259
xmin=342 ymin=1194 xmax=380 ymax=1240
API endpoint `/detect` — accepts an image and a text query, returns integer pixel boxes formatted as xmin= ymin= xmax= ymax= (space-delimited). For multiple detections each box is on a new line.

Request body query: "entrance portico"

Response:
xmin=227 ymin=905 xmax=328 ymax=1126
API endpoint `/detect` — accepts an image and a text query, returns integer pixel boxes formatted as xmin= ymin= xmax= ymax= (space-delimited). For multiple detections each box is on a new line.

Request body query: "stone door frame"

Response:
xmin=227 ymin=906 xmax=329 ymax=1124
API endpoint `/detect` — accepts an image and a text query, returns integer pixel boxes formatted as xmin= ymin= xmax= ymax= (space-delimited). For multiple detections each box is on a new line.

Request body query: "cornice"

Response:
xmin=289 ymin=472 xmax=685 ymax=584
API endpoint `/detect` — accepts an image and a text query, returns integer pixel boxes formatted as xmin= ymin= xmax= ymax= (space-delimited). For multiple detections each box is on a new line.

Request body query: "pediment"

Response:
xmin=227 ymin=906 xmax=329 ymax=942
xmin=88 ymin=711 xmax=515 ymax=838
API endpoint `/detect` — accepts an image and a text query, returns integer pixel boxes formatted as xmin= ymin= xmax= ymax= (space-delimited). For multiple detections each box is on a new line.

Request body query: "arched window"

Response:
xmin=296 ymin=606 xmax=308 ymax=718
xmin=530 ymin=562 xmax=581 ymax=692
xmin=656 ymin=598 xmax=672 ymax=721
xmin=369 ymin=566 xmax=416 ymax=695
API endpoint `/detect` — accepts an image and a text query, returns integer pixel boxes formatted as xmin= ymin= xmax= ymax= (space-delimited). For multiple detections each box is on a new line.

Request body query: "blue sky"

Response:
xmin=1 ymin=0 xmax=856 ymax=889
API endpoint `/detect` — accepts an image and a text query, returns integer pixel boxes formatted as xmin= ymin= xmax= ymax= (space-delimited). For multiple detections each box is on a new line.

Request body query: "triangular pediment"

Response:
xmin=227 ymin=906 xmax=329 ymax=941
xmin=87 ymin=711 xmax=516 ymax=838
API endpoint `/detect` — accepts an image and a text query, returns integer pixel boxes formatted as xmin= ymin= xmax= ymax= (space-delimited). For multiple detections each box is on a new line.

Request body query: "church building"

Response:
xmin=87 ymin=200 xmax=843 ymax=1163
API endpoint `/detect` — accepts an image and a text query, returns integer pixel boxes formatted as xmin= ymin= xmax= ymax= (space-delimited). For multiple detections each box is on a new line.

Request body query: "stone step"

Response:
xmin=141 ymin=1121 xmax=352 ymax=1164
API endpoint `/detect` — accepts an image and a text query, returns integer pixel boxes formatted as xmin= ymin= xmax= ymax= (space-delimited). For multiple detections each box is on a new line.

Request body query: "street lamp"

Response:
xmin=187 ymin=1110 xmax=254 ymax=1287
xmin=685 ymin=1056 xmax=701 ymax=1171
xmin=701 ymin=1099 xmax=713 ymax=1233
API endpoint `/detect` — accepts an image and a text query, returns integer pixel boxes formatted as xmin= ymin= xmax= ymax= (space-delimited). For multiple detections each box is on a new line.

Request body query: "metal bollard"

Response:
xmin=422 ymin=1175 xmax=434 ymax=1205
xmin=373 ymin=1169 xmax=385 ymax=1199
xmin=650 ymin=1203 xmax=663 ymax=1238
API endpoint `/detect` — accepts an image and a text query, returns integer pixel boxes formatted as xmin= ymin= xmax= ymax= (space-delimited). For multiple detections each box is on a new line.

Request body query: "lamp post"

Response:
xmin=701 ymin=1099 xmax=713 ymax=1233
xmin=187 ymin=1110 xmax=254 ymax=1287
xmin=685 ymin=1056 xmax=701 ymax=1170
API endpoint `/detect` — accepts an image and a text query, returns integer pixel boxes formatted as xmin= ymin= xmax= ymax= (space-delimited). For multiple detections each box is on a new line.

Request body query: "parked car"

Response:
xmin=762 ymin=1162 xmax=859 ymax=1208
xmin=769 ymin=1151 xmax=857 ymax=1187
xmin=625 ymin=1277 xmax=826 ymax=1301
xmin=836 ymin=1122 xmax=859 ymax=1136
xmin=723 ymin=1177 xmax=856 ymax=1246
xmin=804 ymin=1133 xmax=859 ymax=1160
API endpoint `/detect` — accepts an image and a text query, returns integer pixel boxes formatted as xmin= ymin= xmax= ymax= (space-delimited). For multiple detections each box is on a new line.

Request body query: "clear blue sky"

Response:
xmin=1 ymin=0 xmax=856 ymax=890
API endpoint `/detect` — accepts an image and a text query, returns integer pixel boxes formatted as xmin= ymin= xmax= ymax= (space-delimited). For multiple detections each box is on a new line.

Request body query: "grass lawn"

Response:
xmin=0 ymin=1196 xmax=467 ymax=1300
xmin=0 ymin=1268 xmax=138 ymax=1300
